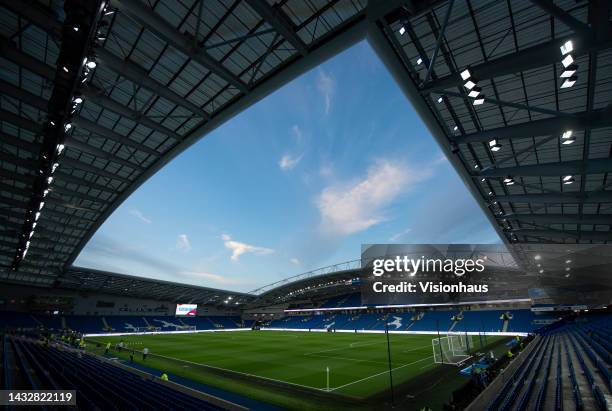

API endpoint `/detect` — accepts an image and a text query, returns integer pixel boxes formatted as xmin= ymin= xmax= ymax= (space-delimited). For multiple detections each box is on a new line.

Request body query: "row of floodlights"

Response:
xmin=18 ymin=3 xmax=110 ymax=262
xmin=559 ymin=40 xmax=578 ymax=89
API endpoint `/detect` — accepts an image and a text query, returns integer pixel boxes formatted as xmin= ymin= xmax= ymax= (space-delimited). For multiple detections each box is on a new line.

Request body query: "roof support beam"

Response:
xmin=115 ymin=0 xmax=248 ymax=93
xmin=512 ymin=228 xmax=612 ymax=242
xmin=95 ymin=48 xmax=210 ymax=119
xmin=0 ymin=108 xmax=41 ymax=134
xmin=55 ymin=170 xmax=117 ymax=194
xmin=494 ymin=192 xmax=612 ymax=204
xmin=81 ymin=87 xmax=182 ymax=142
xmin=0 ymin=36 xmax=55 ymax=80
xmin=60 ymin=157 xmax=131 ymax=184
xmin=529 ymin=0 xmax=592 ymax=36
xmin=476 ymin=159 xmax=612 ymax=177
xmin=421 ymin=34 xmax=612 ymax=92
xmin=245 ymin=0 xmax=308 ymax=56
xmin=504 ymin=213 xmax=612 ymax=225
xmin=73 ymin=117 xmax=160 ymax=157
xmin=453 ymin=106 xmax=612 ymax=144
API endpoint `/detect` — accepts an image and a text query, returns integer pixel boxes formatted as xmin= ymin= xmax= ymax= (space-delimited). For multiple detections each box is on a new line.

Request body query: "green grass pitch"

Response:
xmin=91 ymin=331 xmax=495 ymax=410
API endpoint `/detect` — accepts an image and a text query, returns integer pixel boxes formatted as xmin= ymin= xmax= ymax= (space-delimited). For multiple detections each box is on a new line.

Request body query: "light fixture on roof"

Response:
xmin=73 ymin=25 xmax=79 ymax=32
xmin=62 ymin=66 xmax=69 ymax=73
xmin=563 ymin=175 xmax=575 ymax=184
xmin=43 ymin=189 xmax=49 ymax=197
xmin=560 ymin=76 xmax=577 ymax=89
xmin=52 ymin=163 xmax=59 ymax=173
xmin=29 ymin=231 xmax=35 ymax=239
xmin=503 ymin=176 xmax=515 ymax=185
xmin=399 ymin=26 xmax=406 ymax=36
xmin=561 ymin=54 xmax=574 ymax=68
xmin=86 ymin=59 xmax=97 ymax=69
xmin=460 ymin=69 xmax=471 ymax=81
xmin=489 ymin=139 xmax=502 ymax=152
xmin=64 ymin=123 xmax=72 ymax=132
xmin=561 ymin=130 xmax=575 ymax=145
xmin=453 ymin=125 xmax=458 ymax=131
xmin=565 ymin=267 xmax=571 ymax=271
xmin=73 ymin=96 xmax=83 ymax=104
xmin=464 ymin=80 xmax=476 ymax=90
xmin=57 ymin=144 xmax=65 ymax=154
xmin=566 ymin=259 xmax=572 ymax=264
xmin=561 ymin=64 xmax=578 ymax=78
xmin=35 ymin=212 xmax=41 ymax=221
xmin=539 ymin=269 xmax=544 ymax=274
xmin=416 ymin=57 xmax=423 ymax=65
xmin=473 ymin=96 xmax=485 ymax=105
xmin=481 ymin=178 xmax=486 ymax=182
xmin=468 ymin=87 xmax=482 ymax=98
xmin=560 ymin=40 xmax=573 ymax=55
xmin=47 ymin=176 xmax=54 ymax=184
xmin=437 ymin=96 xmax=444 ymax=103
xmin=39 ymin=201 xmax=45 ymax=211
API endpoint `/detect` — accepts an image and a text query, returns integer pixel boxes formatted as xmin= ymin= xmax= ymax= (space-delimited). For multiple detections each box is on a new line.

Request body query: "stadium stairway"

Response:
xmin=1 ymin=336 xmax=238 ymax=410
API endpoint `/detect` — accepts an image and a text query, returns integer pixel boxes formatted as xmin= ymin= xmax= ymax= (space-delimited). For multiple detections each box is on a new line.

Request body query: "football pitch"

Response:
xmin=89 ymin=331 xmax=502 ymax=409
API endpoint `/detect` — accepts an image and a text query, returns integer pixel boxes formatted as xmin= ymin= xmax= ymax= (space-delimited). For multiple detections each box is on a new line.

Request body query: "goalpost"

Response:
xmin=432 ymin=334 xmax=474 ymax=365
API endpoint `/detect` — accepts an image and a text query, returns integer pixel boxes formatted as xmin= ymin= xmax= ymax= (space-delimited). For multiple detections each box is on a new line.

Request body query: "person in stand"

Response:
xmin=142 ymin=347 xmax=149 ymax=360
xmin=130 ymin=349 xmax=135 ymax=363
xmin=105 ymin=341 xmax=111 ymax=355
xmin=506 ymin=350 xmax=514 ymax=359
xmin=160 ymin=372 xmax=169 ymax=381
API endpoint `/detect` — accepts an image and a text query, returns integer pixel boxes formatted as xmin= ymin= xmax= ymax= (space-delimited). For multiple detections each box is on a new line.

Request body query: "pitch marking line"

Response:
xmin=305 ymin=353 xmax=389 ymax=365
xmin=329 ymin=355 xmax=434 ymax=392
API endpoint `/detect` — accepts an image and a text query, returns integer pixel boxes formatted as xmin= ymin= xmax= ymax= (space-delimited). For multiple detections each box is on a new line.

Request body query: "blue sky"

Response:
xmin=75 ymin=40 xmax=500 ymax=292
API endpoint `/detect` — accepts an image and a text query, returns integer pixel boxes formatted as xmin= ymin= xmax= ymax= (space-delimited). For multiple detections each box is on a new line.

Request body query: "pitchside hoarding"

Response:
xmin=175 ymin=304 xmax=197 ymax=316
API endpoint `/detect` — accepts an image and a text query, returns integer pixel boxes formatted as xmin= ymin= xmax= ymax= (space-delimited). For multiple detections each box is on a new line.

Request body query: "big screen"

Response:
xmin=175 ymin=303 xmax=197 ymax=316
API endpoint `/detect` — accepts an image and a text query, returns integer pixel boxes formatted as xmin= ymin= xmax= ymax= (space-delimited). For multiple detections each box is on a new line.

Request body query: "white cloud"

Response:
xmin=290 ymin=257 xmax=300 ymax=265
xmin=315 ymin=160 xmax=428 ymax=236
xmin=179 ymin=271 xmax=242 ymax=285
xmin=129 ymin=209 xmax=152 ymax=224
xmin=389 ymin=228 xmax=412 ymax=242
xmin=291 ymin=125 xmax=302 ymax=141
xmin=222 ymin=234 xmax=274 ymax=261
xmin=176 ymin=234 xmax=191 ymax=252
xmin=316 ymin=69 xmax=335 ymax=115
xmin=279 ymin=154 xmax=302 ymax=170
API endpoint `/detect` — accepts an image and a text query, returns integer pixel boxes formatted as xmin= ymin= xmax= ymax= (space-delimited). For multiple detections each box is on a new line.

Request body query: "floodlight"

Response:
xmin=57 ymin=144 xmax=65 ymax=154
xmin=416 ymin=57 xmax=423 ymax=65
xmin=560 ymin=64 xmax=577 ymax=78
xmin=39 ymin=201 xmax=45 ymax=211
xmin=473 ymin=96 xmax=485 ymax=105
xmin=47 ymin=176 xmax=54 ymax=184
xmin=560 ymin=76 xmax=577 ymax=88
xmin=560 ymin=40 xmax=573 ymax=55
xmin=563 ymin=175 xmax=575 ymax=184
xmin=64 ymin=123 xmax=72 ymax=131
xmin=73 ymin=96 xmax=83 ymax=104
xmin=561 ymin=54 xmax=574 ymax=68
xmin=460 ymin=69 xmax=471 ymax=80
xmin=62 ymin=66 xmax=69 ymax=73
xmin=437 ymin=96 xmax=444 ymax=103
xmin=566 ymin=260 xmax=572 ymax=264
xmin=35 ymin=212 xmax=41 ymax=221
xmin=464 ymin=80 xmax=476 ymax=89
xmin=453 ymin=125 xmax=458 ymax=131
xmin=86 ymin=60 xmax=97 ymax=69
xmin=52 ymin=163 xmax=59 ymax=173
xmin=468 ymin=87 xmax=481 ymax=98
xmin=489 ymin=139 xmax=502 ymax=152
xmin=399 ymin=26 xmax=406 ymax=36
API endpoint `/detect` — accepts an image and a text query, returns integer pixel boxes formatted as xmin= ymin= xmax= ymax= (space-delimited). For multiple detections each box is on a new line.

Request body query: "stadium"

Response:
xmin=1 ymin=0 xmax=611 ymax=410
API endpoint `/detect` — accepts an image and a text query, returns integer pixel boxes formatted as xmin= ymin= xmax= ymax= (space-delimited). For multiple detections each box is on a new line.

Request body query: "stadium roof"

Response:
xmin=0 ymin=0 xmax=610 ymax=292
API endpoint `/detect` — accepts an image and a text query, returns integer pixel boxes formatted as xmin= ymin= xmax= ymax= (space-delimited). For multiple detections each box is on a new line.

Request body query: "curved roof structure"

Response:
xmin=0 ymin=0 xmax=610 ymax=290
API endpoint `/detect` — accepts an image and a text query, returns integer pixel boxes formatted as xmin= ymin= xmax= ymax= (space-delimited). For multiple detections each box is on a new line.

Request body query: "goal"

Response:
xmin=432 ymin=334 xmax=473 ymax=365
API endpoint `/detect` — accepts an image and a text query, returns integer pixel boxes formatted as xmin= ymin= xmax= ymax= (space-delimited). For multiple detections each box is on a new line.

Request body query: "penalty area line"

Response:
xmin=328 ymin=355 xmax=434 ymax=392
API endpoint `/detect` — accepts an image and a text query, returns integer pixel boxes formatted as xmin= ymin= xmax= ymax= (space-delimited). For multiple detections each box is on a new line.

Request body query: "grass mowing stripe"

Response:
xmin=329 ymin=356 xmax=434 ymax=392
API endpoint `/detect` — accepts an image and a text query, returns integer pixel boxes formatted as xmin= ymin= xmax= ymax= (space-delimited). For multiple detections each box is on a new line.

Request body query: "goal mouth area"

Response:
xmin=432 ymin=334 xmax=475 ymax=366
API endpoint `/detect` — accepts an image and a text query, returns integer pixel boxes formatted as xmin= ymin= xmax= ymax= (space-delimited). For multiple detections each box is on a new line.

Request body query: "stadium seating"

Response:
xmin=481 ymin=313 xmax=612 ymax=410
xmin=1 ymin=336 xmax=224 ymax=410
xmin=0 ymin=312 xmax=246 ymax=334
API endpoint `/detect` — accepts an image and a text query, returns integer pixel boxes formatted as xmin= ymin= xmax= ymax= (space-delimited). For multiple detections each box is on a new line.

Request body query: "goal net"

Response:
xmin=432 ymin=334 xmax=473 ymax=365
